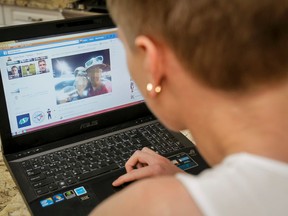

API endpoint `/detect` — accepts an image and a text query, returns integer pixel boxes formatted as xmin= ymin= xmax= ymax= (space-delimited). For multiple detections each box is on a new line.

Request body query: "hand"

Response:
xmin=112 ymin=147 xmax=185 ymax=186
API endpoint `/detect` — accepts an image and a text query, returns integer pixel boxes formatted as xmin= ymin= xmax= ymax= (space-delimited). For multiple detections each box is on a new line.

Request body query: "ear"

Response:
xmin=134 ymin=36 xmax=164 ymax=95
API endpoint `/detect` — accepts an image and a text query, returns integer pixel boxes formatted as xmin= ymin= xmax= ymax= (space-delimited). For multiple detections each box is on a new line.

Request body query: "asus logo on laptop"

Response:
xmin=80 ymin=120 xmax=98 ymax=129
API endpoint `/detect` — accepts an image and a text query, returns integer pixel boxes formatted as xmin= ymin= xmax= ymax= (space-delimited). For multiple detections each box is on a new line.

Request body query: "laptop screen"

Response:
xmin=0 ymin=27 xmax=144 ymax=137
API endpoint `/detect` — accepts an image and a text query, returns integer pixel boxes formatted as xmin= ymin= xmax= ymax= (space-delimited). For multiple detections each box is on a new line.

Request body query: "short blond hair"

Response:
xmin=107 ymin=0 xmax=288 ymax=91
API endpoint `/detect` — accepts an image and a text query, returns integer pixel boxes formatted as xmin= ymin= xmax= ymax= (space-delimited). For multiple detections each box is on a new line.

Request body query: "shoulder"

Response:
xmin=178 ymin=153 xmax=288 ymax=191
xmin=100 ymin=83 xmax=109 ymax=92
xmin=90 ymin=176 xmax=202 ymax=216
xmin=134 ymin=176 xmax=202 ymax=215
xmin=176 ymin=153 xmax=288 ymax=216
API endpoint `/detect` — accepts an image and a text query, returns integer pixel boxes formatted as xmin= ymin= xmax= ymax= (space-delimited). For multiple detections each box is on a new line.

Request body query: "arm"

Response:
xmin=89 ymin=176 xmax=203 ymax=216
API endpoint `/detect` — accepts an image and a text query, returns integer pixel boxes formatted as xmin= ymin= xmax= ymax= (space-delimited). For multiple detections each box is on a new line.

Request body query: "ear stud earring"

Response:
xmin=146 ymin=83 xmax=153 ymax=92
xmin=146 ymin=83 xmax=162 ymax=94
xmin=155 ymin=86 xmax=161 ymax=93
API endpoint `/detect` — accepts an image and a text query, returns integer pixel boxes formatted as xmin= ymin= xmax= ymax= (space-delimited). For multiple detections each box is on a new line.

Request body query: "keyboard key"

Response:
xmin=77 ymin=163 xmax=119 ymax=181
xmin=58 ymin=181 xmax=67 ymax=188
xmin=48 ymin=183 xmax=58 ymax=191
xmin=36 ymin=186 xmax=49 ymax=195
xmin=67 ymin=177 xmax=77 ymax=185
xmin=54 ymin=174 xmax=64 ymax=181
xmin=30 ymin=173 xmax=46 ymax=182
xmin=26 ymin=168 xmax=41 ymax=176
xmin=33 ymin=178 xmax=54 ymax=189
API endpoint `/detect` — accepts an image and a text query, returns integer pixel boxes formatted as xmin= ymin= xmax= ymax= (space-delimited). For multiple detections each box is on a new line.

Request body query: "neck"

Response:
xmin=186 ymin=82 xmax=288 ymax=165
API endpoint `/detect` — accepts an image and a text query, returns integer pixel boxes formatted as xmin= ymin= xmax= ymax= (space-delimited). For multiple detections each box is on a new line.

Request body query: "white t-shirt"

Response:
xmin=176 ymin=153 xmax=288 ymax=216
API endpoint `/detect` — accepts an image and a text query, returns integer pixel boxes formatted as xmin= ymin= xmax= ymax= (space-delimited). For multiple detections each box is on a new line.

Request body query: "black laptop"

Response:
xmin=0 ymin=15 xmax=209 ymax=216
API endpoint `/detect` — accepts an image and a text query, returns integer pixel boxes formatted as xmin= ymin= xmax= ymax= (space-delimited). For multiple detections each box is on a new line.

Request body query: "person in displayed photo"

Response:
xmin=89 ymin=0 xmax=288 ymax=216
xmin=25 ymin=65 xmax=30 ymax=76
xmin=47 ymin=109 xmax=52 ymax=119
xmin=130 ymin=80 xmax=135 ymax=99
xmin=86 ymin=64 xmax=109 ymax=97
xmin=73 ymin=66 xmax=90 ymax=99
xmin=9 ymin=65 xmax=21 ymax=79
xmin=22 ymin=64 xmax=36 ymax=77
xmin=38 ymin=59 xmax=49 ymax=74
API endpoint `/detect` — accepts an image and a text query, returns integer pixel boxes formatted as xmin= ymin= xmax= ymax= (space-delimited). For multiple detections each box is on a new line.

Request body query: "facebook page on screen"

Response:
xmin=0 ymin=29 xmax=144 ymax=137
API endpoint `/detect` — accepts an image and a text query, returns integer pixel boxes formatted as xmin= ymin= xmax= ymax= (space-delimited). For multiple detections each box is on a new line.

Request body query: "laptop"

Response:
xmin=0 ymin=15 xmax=209 ymax=216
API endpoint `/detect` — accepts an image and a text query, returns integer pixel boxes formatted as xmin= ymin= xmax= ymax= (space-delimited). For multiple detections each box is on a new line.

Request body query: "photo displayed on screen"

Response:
xmin=52 ymin=49 xmax=112 ymax=104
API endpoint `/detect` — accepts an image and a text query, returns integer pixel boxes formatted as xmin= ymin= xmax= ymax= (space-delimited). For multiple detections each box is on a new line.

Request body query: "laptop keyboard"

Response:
xmin=20 ymin=122 xmax=185 ymax=197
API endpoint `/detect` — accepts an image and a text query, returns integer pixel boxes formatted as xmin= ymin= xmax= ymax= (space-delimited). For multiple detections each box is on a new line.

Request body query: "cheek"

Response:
xmin=126 ymin=59 xmax=184 ymax=131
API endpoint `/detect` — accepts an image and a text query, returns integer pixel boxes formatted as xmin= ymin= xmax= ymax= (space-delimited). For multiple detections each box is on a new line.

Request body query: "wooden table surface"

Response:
xmin=0 ymin=144 xmax=30 ymax=216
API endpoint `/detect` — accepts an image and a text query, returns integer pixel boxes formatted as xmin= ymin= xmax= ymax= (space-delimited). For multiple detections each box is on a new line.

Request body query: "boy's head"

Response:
xmin=38 ymin=59 xmax=47 ymax=72
xmin=107 ymin=0 xmax=288 ymax=91
xmin=11 ymin=66 xmax=18 ymax=75
xmin=87 ymin=67 xmax=102 ymax=86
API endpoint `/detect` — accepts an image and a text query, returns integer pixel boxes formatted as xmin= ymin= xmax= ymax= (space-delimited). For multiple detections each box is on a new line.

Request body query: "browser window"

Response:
xmin=0 ymin=29 xmax=143 ymax=137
